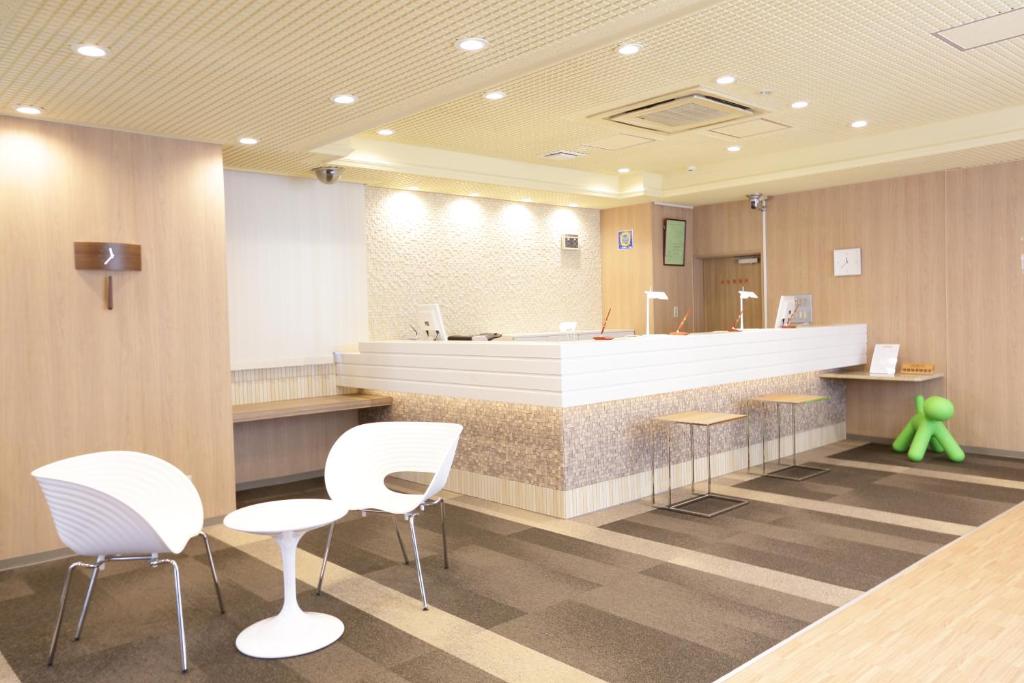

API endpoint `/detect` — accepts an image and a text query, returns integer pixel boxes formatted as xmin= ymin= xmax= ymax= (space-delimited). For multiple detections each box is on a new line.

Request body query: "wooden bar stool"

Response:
xmin=752 ymin=393 xmax=828 ymax=481
xmin=653 ymin=411 xmax=749 ymax=518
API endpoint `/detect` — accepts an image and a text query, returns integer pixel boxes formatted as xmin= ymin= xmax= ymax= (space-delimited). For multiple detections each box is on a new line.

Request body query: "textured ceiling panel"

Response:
xmin=370 ymin=0 xmax=1024 ymax=181
xmin=0 ymin=0 xmax=668 ymax=152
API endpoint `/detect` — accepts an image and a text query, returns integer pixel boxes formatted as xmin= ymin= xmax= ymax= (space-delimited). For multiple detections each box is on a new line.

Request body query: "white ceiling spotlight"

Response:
xmin=75 ymin=44 xmax=108 ymax=58
xmin=457 ymin=37 xmax=488 ymax=51
xmin=791 ymin=100 xmax=809 ymax=109
xmin=15 ymin=105 xmax=43 ymax=115
xmin=331 ymin=93 xmax=357 ymax=104
xmin=377 ymin=128 xmax=395 ymax=136
xmin=616 ymin=43 xmax=642 ymax=56
xmin=483 ymin=90 xmax=506 ymax=101
xmin=850 ymin=119 xmax=869 ymax=128
xmin=617 ymin=167 xmax=631 ymax=174
xmin=715 ymin=74 xmax=736 ymax=85
xmin=726 ymin=145 xmax=741 ymax=152
xmin=238 ymin=137 xmax=259 ymax=145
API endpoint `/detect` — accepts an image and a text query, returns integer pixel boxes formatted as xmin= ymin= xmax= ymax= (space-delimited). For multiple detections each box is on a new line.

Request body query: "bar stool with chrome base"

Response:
xmin=652 ymin=411 xmax=749 ymax=518
xmin=752 ymin=393 xmax=829 ymax=481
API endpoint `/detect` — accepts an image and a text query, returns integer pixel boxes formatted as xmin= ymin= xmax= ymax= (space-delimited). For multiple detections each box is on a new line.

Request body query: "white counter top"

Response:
xmin=335 ymin=324 xmax=867 ymax=407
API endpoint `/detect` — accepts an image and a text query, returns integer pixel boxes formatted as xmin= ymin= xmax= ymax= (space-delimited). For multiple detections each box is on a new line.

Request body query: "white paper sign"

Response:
xmin=869 ymin=343 xmax=900 ymax=376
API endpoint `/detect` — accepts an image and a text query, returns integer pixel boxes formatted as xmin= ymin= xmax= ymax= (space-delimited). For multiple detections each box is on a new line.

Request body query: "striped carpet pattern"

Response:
xmin=0 ymin=442 xmax=1022 ymax=682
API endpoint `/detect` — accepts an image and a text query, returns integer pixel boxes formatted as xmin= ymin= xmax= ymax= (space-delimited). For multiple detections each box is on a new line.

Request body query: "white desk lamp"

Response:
xmin=644 ymin=290 xmax=668 ymax=335
xmin=737 ymin=288 xmax=759 ymax=331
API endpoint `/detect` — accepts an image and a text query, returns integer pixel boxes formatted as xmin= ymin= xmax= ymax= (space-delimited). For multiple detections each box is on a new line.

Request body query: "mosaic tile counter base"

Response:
xmin=359 ymin=371 xmax=847 ymax=517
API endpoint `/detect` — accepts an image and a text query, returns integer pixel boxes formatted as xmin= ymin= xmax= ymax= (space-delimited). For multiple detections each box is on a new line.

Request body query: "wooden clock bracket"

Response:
xmin=74 ymin=242 xmax=142 ymax=310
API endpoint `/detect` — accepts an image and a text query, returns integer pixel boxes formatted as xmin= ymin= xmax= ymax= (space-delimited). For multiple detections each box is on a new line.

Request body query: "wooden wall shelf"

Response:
xmin=232 ymin=393 xmax=392 ymax=423
xmin=818 ymin=370 xmax=944 ymax=383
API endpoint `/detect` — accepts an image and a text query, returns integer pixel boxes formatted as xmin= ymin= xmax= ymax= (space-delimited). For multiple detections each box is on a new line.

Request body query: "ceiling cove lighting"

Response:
xmin=616 ymin=43 xmax=641 ymax=56
xmin=483 ymin=90 xmax=506 ymax=100
xmin=850 ymin=120 xmax=868 ymax=128
xmin=75 ymin=44 xmax=107 ymax=58
xmin=617 ymin=167 xmax=630 ymax=174
xmin=238 ymin=137 xmax=259 ymax=145
xmin=715 ymin=74 xmax=736 ymax=85
xmin=377 ymin=128 xmax=394 ymax=136
xmin=457 ymin=37 xmax=488 ymax=51
xmin=15 ymin=105 xmax=43 ymax=115
xmin=331 ymin=93 xmax=357 ymax=104
xmin=791 ymin=100 xmax=809 ymax=109
xmin=726 ymin=145 xmax=741 ymax=152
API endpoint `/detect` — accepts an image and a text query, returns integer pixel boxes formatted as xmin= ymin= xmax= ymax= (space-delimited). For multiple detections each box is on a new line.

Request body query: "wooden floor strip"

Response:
xmin=206 ymin=525 xmax=601 ymax=683
xmin=815 ymin=455 xmax=1024 ymax=490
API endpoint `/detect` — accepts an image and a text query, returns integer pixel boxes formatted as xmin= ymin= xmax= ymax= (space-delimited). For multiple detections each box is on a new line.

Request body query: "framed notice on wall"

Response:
xmin=663 ymin=219 xmax=686 ymax=266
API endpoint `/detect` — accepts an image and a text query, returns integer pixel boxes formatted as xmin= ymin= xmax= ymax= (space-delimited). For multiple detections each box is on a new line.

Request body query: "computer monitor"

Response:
xmin=417 ymin=303 xmax=448 ymax=341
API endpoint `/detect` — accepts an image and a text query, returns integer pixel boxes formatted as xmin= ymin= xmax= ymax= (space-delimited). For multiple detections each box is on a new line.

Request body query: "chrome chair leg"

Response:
xmin=439 ymin=498 xmax=449 ymax=570
xmin=198 ymin=532 xmax=225 ymax=614
xmin=394 ymin=516 xmax=409 ymax=565
xmin=73 ymin=558 xmax=101 ymax=641
xmin=407 ymin=514 xmax=428 ymax=610
xmin=315 ymin=522 xmax=335 ymax=596
xmin=48 ymin=561 xmax=88 ymax=665
xmin=151 ymin=558 xmax=187 ymax=673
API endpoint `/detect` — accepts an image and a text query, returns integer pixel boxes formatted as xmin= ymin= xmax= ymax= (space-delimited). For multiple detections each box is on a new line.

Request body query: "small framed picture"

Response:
xmin=617 ymin=229 xmax=634 ymax=251
xmin=663 ymin=219 xmax=686 ymax=266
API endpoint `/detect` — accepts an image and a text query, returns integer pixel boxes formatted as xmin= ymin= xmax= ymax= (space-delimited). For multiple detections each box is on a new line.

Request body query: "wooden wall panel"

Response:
xmin=650 ymin=204 xmax=696 ymax=334
xmin=600 ymin=202 xmax=652 ymax=334
xmin=767 ymin=173 xmax=949 ymax=438
xmin=694 ymin=200 xmax=762 ymax=258
xmin=0 ymin=116 xmax=235 ymax=561
xmin=234 ymin=412 xmax=356 ymax=485
xmin=945 ymin=163 xmax=1024 ymax=452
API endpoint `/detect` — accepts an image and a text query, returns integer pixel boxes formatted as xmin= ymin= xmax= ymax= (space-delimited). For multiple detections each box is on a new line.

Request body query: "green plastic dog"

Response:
xmin=892 ymin=395 xmax=965 ymax=463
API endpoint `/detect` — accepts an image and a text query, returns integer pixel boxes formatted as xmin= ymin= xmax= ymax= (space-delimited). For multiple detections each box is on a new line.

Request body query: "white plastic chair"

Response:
xmin=32 ymin=451 xmax=225 ymax=673
xmin=316 ymin=422 xmax=463 ymax=610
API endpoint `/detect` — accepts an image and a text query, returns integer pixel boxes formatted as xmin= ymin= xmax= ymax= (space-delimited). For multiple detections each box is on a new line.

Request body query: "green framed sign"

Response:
xmin=663 ymin=218 xmax=686 ymax=266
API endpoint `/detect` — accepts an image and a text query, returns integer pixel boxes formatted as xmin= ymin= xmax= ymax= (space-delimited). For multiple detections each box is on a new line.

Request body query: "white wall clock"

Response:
xmin=833 ymin=247 xmax=861 ymax=277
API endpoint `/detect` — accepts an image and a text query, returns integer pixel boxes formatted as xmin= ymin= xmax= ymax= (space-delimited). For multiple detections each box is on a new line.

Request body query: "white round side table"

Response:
xmin=223 ymin=498 xmax=348 ymax=658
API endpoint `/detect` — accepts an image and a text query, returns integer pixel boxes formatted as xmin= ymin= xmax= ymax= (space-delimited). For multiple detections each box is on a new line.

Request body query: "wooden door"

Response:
xmin=701 ymin=257 xmax=763 ymax=331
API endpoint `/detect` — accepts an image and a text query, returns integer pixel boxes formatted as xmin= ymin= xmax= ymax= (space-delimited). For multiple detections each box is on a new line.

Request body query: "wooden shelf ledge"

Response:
xmin=232 ymin=393 xmax=392 ymax=423
xmin=818 ymin=371 xmax=944 ymax=383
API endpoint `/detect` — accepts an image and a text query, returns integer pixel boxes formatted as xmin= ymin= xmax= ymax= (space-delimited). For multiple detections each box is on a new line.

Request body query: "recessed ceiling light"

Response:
xmin=616 ymin=43 xmax=641 ymax=56
xmin=469 ymin=192 xmax=481 ymax=197
xmin=238 ymin=137 xmax=259 ymax=145
xmin=850 ymin=120 xmax=868 ymax=128
xmin=331 ymin=93 xmax=357 ymax=105
xmin=15 ymin=105 xmax=42 ymax=115
xmin=726 ymin=145 xmax=741 ymax=152
xmin=483 ymin=90 xmax=506 ymax=101
xmin=569 ymin=203 xmax=579 ymax=208
xmin=377 ymin=129 xmax=394 ymax=136
xmin=617 ymin=167 xmax=631 ymax=174
xmin=791 ymin=100 xmax=809 ymax=109
xmin=457 ymin=37 xmax=488 ymax=51
xmin=716 ymin=74 xmax=736 ymax=85
xmin=75 ymin=44 xmax=107 ymax=58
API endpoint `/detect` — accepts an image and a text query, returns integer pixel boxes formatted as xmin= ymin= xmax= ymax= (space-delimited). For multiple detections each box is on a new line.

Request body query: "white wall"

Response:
xmin=365 ymin=187 xmax=602 ymax=339
xmin=224 ymin=171 xmax=367 ymax=369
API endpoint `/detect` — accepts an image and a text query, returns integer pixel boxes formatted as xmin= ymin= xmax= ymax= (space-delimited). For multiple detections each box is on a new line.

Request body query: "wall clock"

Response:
xmin=833 ymin=247 xmax=861 ymax=277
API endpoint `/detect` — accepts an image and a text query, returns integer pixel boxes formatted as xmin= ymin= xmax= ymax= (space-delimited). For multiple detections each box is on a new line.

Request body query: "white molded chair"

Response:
xmin=32 ymin=451 xmax=225 ymax=673
xmin=316 ymin=422 xmax=463 ymax=610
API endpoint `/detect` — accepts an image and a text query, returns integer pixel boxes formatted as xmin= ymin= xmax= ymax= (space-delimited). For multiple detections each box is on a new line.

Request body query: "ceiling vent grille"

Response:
xmin=598 ymin=90 xmax=759 ymax=135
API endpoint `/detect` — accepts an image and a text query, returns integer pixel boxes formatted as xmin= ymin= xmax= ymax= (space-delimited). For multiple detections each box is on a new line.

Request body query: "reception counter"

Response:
xmin=336 ymin=325 xmax=866 ymax=517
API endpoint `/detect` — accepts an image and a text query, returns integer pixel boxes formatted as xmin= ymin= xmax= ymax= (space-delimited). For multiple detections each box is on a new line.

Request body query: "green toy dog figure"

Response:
xmin=892 ymin=395 xmax=965 ymax=463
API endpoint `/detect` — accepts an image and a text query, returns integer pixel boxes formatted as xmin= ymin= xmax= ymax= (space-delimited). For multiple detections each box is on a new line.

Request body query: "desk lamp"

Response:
xmin=736 ymin=288 xmax=759 ymax=331
xmin=644 ymin=290 xmax=668 ymax=335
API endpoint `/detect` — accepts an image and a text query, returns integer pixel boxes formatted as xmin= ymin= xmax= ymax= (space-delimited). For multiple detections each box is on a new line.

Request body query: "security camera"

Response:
xmin=313 ymin=166 xmax=343 ymax=184
xmin=747 ymin=193 xmax=766 ymax=211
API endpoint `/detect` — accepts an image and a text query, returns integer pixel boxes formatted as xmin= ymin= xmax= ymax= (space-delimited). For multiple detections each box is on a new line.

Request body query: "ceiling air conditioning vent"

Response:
xmin=600 ymin=90 xmax=758 ymax=135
